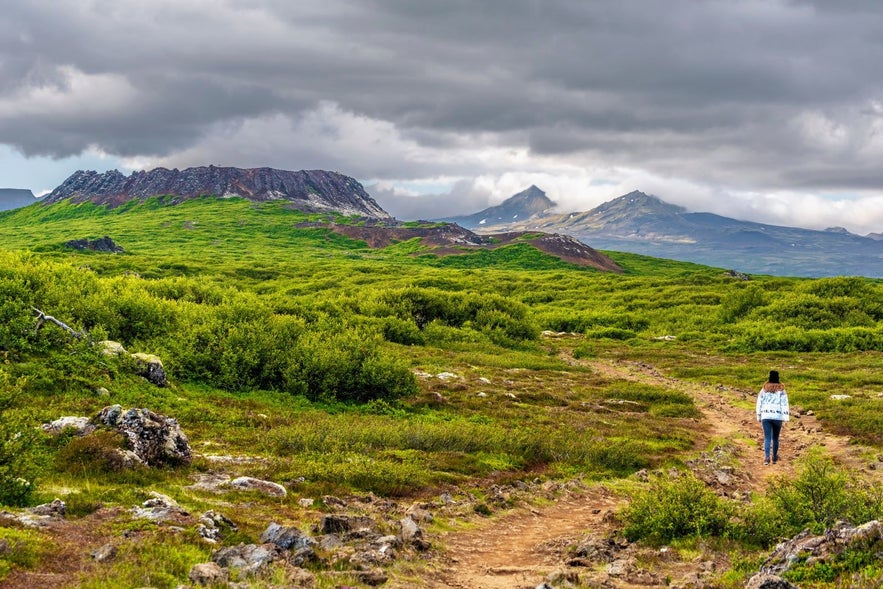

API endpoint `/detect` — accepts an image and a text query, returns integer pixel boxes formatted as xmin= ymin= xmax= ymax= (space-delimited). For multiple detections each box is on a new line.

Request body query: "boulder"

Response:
xmin=189 ymin=562 xmax=227 ymax=586
xmin=98 ymin=340 xmax=127 ymax=356
xmin=41 ymin=416 xmax=94 ymax=436
xmin=64 ymin=236 xmax=124 ymax=253
xmin=94 ymin=405 xmax=191 ymax=466
xmin=745 ymin=573 xmax=797 ymax=589
xmin=211 ymin=543 xmax=282 ymax=576
xmin=320 ymin=514 xmax=378 ymax=535
xmin=130 ymin=353 xmax=168 ymax=387
xmin=29 ymin=499 xmax=66 ymax=518
xmin=399 ymin=517 xmax=430 ymax=550
xmin=758 ymin=521 xmax=882 ymax=577
xmin=261 ymin=522 xmax=312 ymax=550
xmin=90 ymin=543 xmax=118 ymax=563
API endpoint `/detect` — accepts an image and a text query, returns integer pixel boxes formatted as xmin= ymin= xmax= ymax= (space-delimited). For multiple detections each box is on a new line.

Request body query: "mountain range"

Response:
xmin=441 ymin=188 xmax=883 ymax=278
xmin=8 ymin=166 xmax=620 ymax=272
xmin=9 ymin=166 xmax=883 ymax=277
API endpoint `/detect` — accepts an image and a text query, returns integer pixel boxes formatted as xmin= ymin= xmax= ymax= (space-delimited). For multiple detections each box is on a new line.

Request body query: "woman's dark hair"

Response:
xmin=768 ymin=370 xmax=780 ymax=383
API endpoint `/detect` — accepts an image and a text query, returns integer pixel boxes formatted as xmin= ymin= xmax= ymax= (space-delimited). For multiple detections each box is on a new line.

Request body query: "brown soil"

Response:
xmin=406 ymin=356 xmax=881 ymax=589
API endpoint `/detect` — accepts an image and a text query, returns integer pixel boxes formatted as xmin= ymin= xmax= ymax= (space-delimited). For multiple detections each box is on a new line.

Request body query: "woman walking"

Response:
xmin=756 ymin=370 xmax=789 ymax=465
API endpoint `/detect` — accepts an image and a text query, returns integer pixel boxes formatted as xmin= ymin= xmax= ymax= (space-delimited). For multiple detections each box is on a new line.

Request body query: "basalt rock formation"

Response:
xmin=42 ymin=166 xmax=391 ymax=219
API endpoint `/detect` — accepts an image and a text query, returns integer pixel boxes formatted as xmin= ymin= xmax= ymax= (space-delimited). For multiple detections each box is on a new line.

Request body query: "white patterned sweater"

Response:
xmin=756 ymin=382 xmax=790 ymax=422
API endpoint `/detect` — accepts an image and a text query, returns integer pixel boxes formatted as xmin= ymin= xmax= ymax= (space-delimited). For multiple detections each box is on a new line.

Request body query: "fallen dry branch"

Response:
xmin=33 ymin=307 xmax=87 ymax=339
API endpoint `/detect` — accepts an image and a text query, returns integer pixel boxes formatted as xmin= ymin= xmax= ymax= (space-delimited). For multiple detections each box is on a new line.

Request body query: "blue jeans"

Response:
xmin=762 ymin=419 xmax=783 ymax=461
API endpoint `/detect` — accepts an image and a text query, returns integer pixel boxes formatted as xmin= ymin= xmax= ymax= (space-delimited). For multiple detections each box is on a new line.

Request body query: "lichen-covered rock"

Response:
xmin=211 ymin=543 xmax=282 ymax=576
xmin=41 ymin=416 xmax=94 ymax=436
xmin=260 ymin=522 xmax=312 ymax=550
xmin=130 ymin=353 xmax=168 ymax=387
xmin=29 ymin=499 xmax=65 ymax=518
xmin=97 ymin=340 xmax=127 ymax=356
xmin=94 ymin=405 xmax=191 ymax=466
xmin=197 ymin=510 xmax=237 ymax=544
xmin=229 ymin=476 xmax=287 ymax=498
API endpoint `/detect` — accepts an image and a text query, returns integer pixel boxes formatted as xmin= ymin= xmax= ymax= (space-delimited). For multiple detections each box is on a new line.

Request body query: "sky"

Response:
xmin=3 ymin=1 xmax=883 ymax=234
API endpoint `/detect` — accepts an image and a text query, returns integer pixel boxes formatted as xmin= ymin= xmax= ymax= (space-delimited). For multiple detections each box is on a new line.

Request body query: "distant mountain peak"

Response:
xmin=42 ymin=166 xmax=391 ymax=219
xmin=434 ymin=184 xmax=555 ymax=228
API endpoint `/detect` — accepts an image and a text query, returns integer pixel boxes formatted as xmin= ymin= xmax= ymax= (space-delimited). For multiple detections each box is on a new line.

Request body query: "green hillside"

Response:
xmin=0 ymin=198 xmax=881 ymax=588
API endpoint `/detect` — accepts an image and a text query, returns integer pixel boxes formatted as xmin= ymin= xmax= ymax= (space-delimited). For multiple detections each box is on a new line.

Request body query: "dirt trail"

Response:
xmin=415 ymin=356 xmax=879 ymax=589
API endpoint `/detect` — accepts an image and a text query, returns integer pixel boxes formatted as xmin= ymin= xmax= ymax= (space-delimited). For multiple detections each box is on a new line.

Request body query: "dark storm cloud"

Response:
xmin=2 ymin=0 xmax=883 ymax=195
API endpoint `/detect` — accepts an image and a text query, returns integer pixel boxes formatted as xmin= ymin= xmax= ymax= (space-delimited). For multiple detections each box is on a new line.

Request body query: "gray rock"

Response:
xmin=90 ymin=543 xmax=118 ymax=563
xmin=197 ymin=510 xmax=237 ymax=543
xmin=64 ymin=236 xmax=124 ymax=253
xmin=94 ymin=405 xmax=191 ymax=466
xmin=260 ymin=522 xmax=312 ymax=550
xmin=320 ymin=514 xmax=377 ymax=535
xmin=41 ymin=416 xmax=94 ymax=436
xmin=189 ymin=562 xmax=227 ymax=586
xmin=745 ymin=573 xmax=797 ymax=589
xmin=29 ymin=499 xmax=66 ymax=517
xmin=229 ymin=476 xmax=287 ymax=498
xmin=211 ymin=543 xmax=281 ymax=576
xmin=399 ymin=517 xmax=430 ymax=551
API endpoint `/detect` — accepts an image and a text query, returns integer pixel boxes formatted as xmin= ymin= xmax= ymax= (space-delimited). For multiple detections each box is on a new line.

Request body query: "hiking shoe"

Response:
xmin=763 ymin=459 xmax=770 ymax=466
xmin=772 ymin=457 xmax=778 ymax=464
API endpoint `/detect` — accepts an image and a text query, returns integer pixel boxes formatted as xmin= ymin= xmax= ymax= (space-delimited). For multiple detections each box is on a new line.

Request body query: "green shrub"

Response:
xmin=55 ymin=430 xmax=131 ymax=475
xmin=0 ymin=371 xmax=39 ymax=507
xmin=718 ymin=285 xmax=766 ymax=323
xmin=764 ymin=447 xmax=883 ymax=534
xmin=622 ymin=472 xmax=732 ymax=543
xmin=381 ymin=316 xmax=425 ymax=345
xmin=734 ymin=495 xmax=790 ymax=548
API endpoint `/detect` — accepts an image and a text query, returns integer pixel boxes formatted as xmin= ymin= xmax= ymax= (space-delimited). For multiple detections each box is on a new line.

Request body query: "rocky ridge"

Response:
xmin=42 ymin=166 xmax=391 ymax=219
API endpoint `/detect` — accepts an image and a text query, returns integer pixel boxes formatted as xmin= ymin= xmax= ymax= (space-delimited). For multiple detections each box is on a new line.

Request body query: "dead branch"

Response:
xmin=33 ymin=308 xmax=87 ymax=339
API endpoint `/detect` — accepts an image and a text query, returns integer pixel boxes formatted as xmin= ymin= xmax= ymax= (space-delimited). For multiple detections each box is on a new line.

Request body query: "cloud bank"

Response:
xmin=3 ymin=1 xmax=883 ymax=232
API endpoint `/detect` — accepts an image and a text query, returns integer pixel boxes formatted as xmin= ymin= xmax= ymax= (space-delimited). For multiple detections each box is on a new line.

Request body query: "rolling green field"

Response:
xmin=1 ymin=197 xmax=882 ymax=587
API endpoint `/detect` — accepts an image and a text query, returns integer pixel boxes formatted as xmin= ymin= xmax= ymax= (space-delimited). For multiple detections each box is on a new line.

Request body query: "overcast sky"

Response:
xmin=3 ymin=1 xmax=883 ymax=233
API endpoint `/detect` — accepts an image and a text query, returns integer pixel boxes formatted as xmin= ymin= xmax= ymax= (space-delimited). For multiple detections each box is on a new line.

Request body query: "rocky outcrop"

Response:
xmin=94 ymin=405 xmax=191 ymax=466
xmin=42 ymin=166 xmax=391 ymax=218
xmin=758 ymin=520 xmax=882 ymax=576
xmin=63 ymin=236 xmax=123 ymax=253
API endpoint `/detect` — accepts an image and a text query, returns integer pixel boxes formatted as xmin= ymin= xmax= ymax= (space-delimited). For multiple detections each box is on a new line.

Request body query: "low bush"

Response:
xmin=0 ymin=371 xmax=39 ymax=507
xmin=621 ymin=472 xmax=732 ymax=543
xmin=764 ymin=447 xmax=883 ymax=534
xmin=55 ymin=430 xmax=131 ymax=475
